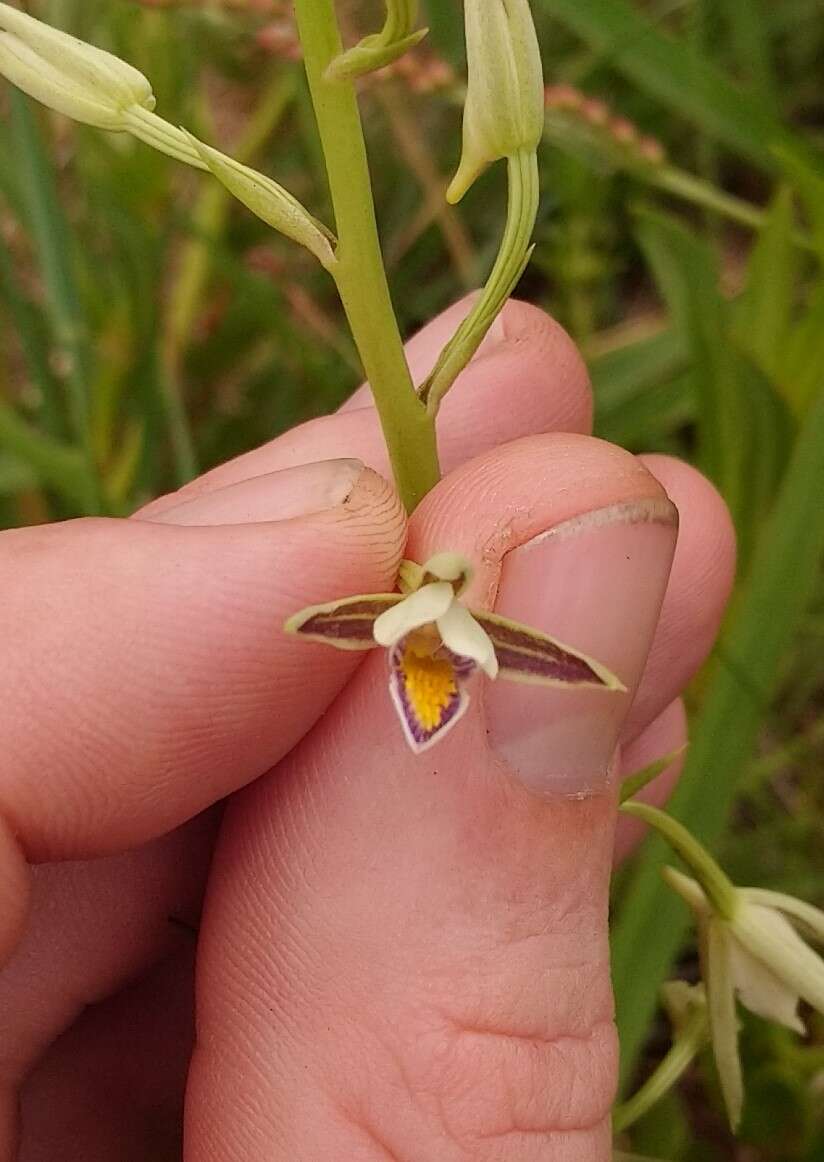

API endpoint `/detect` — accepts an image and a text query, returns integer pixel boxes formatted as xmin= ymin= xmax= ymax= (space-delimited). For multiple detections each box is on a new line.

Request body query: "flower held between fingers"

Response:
xmin=285 ymin=552 xmax=624 ymax=753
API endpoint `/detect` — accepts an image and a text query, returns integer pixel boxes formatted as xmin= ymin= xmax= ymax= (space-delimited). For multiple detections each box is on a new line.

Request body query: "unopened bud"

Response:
xmin=0 ymin=2 xmax=154 ymax=129
xmin=447 ymin=0 xmax=544 ymax=203
xmin=326 ymin=1 xmax=427 ymax=82
xmin=185 ymin=134 xmax=337 ymax=271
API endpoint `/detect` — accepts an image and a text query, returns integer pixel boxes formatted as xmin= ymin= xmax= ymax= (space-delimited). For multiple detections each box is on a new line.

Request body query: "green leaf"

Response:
xmin=0 ymin=451 xmax=36 ymax=494
xmin=0 ymin=400 xmax=92 ymax=506
xmin=8 ymin=89 xmax=101 ymax=513
xmin=0 ymin=239 xmax=64 ymax=438
xmin=775 ymin=145 xmax=824 ymax=261
xmin=633 ymin=206 xmax=746 ymax=525
xmin=782 ymin=280 xmax=824 ymax=416
xmin=612 ymin=383 xmax=824 ymax=1085
xmin=733 ymin=186 xmax=798 ymax=386
xmin=719 ymin=0 xmax=779 ymax=113
xmin=590 ymin=326 xmax=694 ymax=449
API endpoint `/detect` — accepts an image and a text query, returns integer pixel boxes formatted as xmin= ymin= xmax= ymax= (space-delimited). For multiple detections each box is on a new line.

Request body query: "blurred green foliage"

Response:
xmin=1 ymin=2 xmax=823 ymax=1158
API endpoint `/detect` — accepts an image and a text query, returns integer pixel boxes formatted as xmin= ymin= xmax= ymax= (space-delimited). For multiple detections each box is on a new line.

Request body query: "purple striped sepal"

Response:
xmin=284 ymin=553 xmax=625 ymax=754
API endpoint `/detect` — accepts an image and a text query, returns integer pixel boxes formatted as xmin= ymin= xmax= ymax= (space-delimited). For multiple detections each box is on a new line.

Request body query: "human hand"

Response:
xmin=0 ymin=299 xmax=735 ymax=1161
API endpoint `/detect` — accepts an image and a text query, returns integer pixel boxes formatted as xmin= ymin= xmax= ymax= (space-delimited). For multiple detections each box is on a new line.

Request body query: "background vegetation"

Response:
xmin=1 ymin=1 xmax=823 ymax=1157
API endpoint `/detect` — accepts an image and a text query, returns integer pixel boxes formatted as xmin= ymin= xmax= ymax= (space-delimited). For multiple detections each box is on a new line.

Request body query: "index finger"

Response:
xmin=141 ymin=296 xmax=592 ymax=519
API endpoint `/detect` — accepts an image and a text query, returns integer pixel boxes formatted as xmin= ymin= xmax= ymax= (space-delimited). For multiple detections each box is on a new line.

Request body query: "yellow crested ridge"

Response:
xmin=400 ymin=641 xmax=457 ymax=732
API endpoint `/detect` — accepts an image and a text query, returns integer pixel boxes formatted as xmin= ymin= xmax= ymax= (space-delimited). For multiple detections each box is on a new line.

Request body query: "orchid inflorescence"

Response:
xmin=621 ymin=799 xmax=824 ymax=1132
xmin=286 ymin=552 xmax=624 ymax=753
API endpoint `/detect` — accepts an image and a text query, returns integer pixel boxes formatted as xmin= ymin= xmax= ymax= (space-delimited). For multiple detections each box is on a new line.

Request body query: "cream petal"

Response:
xmin=436 ymin=603 xmax=498 ymax=678
xmin=729 ymin=936 xmax=805 ymax=1033
xmin=421 ymin=552 xmax=473 ymax=593
xmin=742 ymin=888 xmax=824 ymax=945
xmin=373 ymin=582 xmax=454 ymax=647
xmin=705 ymin=918 xmax=744 ymax=1131
xmin=733 ymin=903 xmax=824 ymax=1016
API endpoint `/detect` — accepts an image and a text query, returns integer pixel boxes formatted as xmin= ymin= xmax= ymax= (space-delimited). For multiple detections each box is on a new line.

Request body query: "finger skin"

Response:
xmin=187 ymin=435 xmax=672 ymax=1162
xmin=140 ymin=298 xmax=593 ymax=518
xmin=0 ymin=301 xmax=593 ymax=1157
xmin=0 ymin=812 xmax=213 ymax=1092
xmin=622 ymin=455 xmax=736 ymax=742
xmin=0 ymin=820 xmax=28 ymax=968
xmin=0 ymin=469 xmax=404 ymax=860
xmin=18 ymin=948 xmax=195 ymax=1162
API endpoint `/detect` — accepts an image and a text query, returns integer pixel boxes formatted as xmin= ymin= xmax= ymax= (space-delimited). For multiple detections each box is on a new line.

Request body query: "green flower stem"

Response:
xmin=123 ymin=106 xmax=208 ymax=170
xmin=612 ymin=1004 xmax=707 ymax=1133
xmin=620 ymin=801 xmax=737 ymax=921
xmin=293 ymin=0 xmax=440 ymax=513
xmin=421 ymin=148 xmax=539 ymax=414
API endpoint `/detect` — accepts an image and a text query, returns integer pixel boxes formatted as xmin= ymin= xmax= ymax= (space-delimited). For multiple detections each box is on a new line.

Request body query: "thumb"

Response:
xmin=0 ymin=458 xmax=405 ymax=867
xmin=186 ymin=433 xmax=677 ymax=1162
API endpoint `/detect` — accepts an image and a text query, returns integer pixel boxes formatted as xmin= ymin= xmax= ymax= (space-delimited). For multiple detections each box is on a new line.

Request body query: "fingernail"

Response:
xmin=149 ymin=458 xmax=365 ymax=526
xmin=486 ymin=497 xmax=678 ymax=794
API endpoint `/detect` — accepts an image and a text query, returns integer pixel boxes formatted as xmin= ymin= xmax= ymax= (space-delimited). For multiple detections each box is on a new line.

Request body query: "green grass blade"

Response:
xmin=719 ymin=0 xmax=779 ymax=115
xmin=633 ymin=206 xmax=746 ymax=522
xmin=8 ymin=91 xmax=101 ymax=512
xmin=589 ymin=325 xmax=694 ymax=448
xmin=775 ymin=144 xmax=824 ymax=261
xmin=783 ymin=281 xmax=824 ymax=415
xmin=0 ymin=400 xmax=93 ymax=508
xmin=541 ymin=0 xmax=821 ymax=176
xmin=733 ymin=186 xmax=798 ymax=386
xmin=0 ymin=452 xmax=37 ymax=496
xmin=0 ymin=241 xmax=65 ymax=438
xmin=612 ymin=382 xmax=824 ymax=1086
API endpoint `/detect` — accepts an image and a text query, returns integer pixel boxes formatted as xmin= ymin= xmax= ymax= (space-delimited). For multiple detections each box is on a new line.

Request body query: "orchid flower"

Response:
xmin=664 ymin=866 xmax=824 ymax=1128
xmin=285 ymin=552 xmax=624 ymax=754
xmin=622 ymin=799 xmax=824 ymax=1128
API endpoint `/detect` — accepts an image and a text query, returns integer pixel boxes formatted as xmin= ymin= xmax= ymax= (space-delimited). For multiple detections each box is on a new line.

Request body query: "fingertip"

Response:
xmin=622 ymin=455 xmax=737 ymax=740
xmin=410 ymin=433 xmax=667 ymax=607
xmin=0 ymin=466 xmax=406 ymax=861
xmin=640 ymin=454 xmax=737 ymax=600
xmin=341 ymin=296 xmax=593 ymax=466
xmin=144 ymin=459 xmax=366 ymax=527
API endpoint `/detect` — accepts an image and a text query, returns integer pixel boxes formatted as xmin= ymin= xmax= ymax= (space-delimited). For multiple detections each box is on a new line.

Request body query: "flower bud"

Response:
xmin=184 ymin=135 xmax=337 ymax=271
xmin=326 ymin=1 xmax=427 ymax=82
xmin=447 ymin=0 xmax=544 ymax=203
xmin=0 ymin=2 xmax=155 ymax=130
